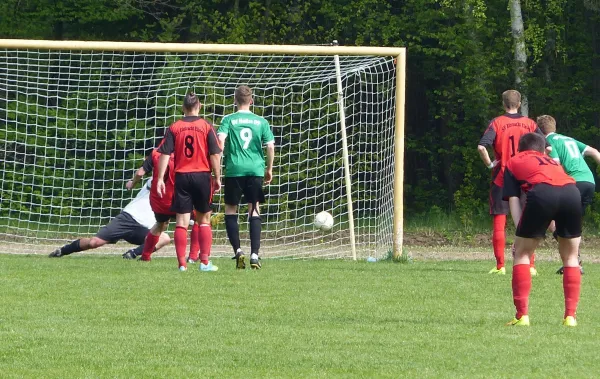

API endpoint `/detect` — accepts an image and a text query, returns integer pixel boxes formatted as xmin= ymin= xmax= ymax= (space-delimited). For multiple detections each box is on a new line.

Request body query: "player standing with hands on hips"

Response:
xmin=218 ymin=86 xmax=275 ymax=269
xmin=156 ymin=92 xmax=222 ymax=272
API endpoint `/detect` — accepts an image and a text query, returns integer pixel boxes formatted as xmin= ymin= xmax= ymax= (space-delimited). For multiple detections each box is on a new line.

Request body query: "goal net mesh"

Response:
xmin=0 ymin=48 xmax=397 ymax=259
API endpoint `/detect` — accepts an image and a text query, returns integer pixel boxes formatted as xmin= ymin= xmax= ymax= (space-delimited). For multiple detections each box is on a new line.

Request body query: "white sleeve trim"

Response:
xmin=582 ymin=146 xmax=590 ymax=155
xmin=217 ymin=132 xmax=228 ymax=136
xmin=263 ymin=139 xmax=275 ymax=146
xmin=553 ymin=157 xmax=561 ymax=163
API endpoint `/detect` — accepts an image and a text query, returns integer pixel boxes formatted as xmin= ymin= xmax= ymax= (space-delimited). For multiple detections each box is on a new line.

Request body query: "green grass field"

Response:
xmin=1 ymin=255 xmax=599 ymax=378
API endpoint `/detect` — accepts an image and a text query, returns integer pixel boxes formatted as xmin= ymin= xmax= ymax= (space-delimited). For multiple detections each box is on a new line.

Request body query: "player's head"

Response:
xmin=518 ymin=132 xmax=545 ymax=153
xmin=183 ymin=92 xmax=201 ymax=115
xmin=502 ymin=90 xmax=521 ymax=111
xmin=234 ymin=85 xmax=253 ymax=107
xmin=536 ymin=115 xmax=556 ymax=136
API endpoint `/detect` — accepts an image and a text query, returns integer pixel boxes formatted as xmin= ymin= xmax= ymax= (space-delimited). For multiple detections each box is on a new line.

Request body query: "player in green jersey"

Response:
xmin=218 ymin=85 xmax=275 ymax=269
xmin=538 ymin=115 xmax=600 ymax=274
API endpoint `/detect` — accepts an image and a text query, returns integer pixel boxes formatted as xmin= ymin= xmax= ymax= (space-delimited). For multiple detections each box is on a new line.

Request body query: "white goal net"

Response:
xmin=0 ymin=42 xmax=400 ymax=259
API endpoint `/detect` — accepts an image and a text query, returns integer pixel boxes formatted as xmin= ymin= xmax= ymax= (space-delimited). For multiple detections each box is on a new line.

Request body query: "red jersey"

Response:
xmin=142 ymin=149 xmax=175 ymax=215
xmin=479 ymin=113 xmax=539 ymax=187
xmin=158 ymin=116 xmax=222 ymax=173
xmin=503 ymin=150 xmax=575 ymax=200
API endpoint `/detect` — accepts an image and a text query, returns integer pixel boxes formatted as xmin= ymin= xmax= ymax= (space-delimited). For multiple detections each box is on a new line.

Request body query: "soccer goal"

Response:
xmin=0 ymin=39 xmax=405 ymax=260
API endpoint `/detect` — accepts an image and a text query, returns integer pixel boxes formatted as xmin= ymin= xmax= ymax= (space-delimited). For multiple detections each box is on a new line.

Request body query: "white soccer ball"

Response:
xmin=314 ymin=211 xmax=334 ymax=231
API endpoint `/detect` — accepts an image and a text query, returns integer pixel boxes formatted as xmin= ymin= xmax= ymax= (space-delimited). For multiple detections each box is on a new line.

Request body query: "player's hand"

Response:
xmin=156 ymin=179 xmax=165 ymax=198
xmin=213 ymin=178 xmax=222 ymax=193
xmin=126 ymin=180 xmax=134 ymax=190
xmin=489 ymin=160 xmax=498 ymax=169
xmin=265 ymin=169 xmax=273 ymax=184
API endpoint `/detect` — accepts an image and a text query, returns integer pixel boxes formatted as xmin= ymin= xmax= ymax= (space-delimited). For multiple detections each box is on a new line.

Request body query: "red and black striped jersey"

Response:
xmin=158 ymin=116 xmax=222 ymax=173
xmin=479 ymin=113 xmax=540 ymax=187
xmin=503 ymin=150 xmax=575 ymax=200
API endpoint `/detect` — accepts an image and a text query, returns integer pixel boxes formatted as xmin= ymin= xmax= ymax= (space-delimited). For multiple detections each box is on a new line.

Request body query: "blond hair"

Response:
xmin=502 ymin=90 xmax=521 ymax=110
xmin=536 ymin=115 xmax=557 ymax=135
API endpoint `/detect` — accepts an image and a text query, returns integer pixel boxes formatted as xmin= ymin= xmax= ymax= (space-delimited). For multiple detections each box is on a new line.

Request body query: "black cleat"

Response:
xmin=232 ymin=249 xmax=246 ymax=269
xmin=186 ymin=257 xmax=197 ymax=264
xmin=122 ymin=249 xmax=137 ymax=260
xmin=250 ymin=256 xmax=261 ymax=270
xmin=556 ymin=264 xmax=584 ymax=275
xmin=49 ymin=249 xmax=63 ymax=258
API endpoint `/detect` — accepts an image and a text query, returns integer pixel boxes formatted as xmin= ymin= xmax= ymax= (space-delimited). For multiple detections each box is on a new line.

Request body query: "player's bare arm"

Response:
xmin=265 ymin=141 xmax=275 ymax=184
xmin=583 ymin=147 xmax=600 ymax=164
xmin=210 ymin=153 xmax=222 ymax=192
xmin=508 ymin=196 xmax=522 ymax=228
xmin=477 ymin=145 xmax=497 ymax=168
xmin=127 ymin=166 xmax=147 ymax=190
xmin=155 ymin=154 xmax=170 ymax=197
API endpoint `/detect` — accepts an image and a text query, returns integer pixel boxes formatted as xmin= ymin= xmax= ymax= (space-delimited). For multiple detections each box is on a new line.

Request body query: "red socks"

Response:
xmin=174 ymin=226 xmax=188 ymax=268
xmin=198 ymin=223 xmax=212 ymax=265
xmin=141 ymin=232 xmax=160 ymax=261
xmin=189 ymin=223 xmax=200 ymax=261
xmin=563 ymin=267 xmax=581 ymax=318
xmin=512 ymin=264 xmax=531 ymax=319
xmin=492 ymin=215 xmax=506 ymax=269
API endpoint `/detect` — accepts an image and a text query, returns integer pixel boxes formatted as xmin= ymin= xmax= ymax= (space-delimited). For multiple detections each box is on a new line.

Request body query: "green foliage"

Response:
xmin=0 ymin=0 xmax=599 ymax=224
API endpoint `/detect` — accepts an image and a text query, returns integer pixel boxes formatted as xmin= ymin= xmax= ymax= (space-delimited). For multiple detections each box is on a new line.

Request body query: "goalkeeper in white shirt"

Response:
xmin=49 ymin=179 xmax=170 ymax=258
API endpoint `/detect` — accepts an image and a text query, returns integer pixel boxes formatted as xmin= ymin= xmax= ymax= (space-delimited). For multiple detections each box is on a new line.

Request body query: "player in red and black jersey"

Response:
xmin=502 ymin=133 xmax=582 ymax=327
xmin=156 ymin=92 xmax=222 ymax=271
xmin=477 ymin=90 xmax=541 ymax=275
xmin=122 ymin=150 xmax=201 ymax=262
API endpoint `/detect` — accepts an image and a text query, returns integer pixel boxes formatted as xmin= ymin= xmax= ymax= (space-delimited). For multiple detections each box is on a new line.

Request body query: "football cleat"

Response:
xmin=122 ymin=249 xmax=137 ymax=260
xmin=530 ymin=267 xmax=538 ymax=277
xmin=488 ymin=267 xmax=506 ymax=275
xmin=563 ymin=316 xmax=577 ymax=327
xmin=179 ymin=266 xmax=187 ymax=272
xmin=49 ymin=249 xmax=63 ymax=258
xmin=250 ymin=254 xmax=261 ymax=270
xmin=506 ymin=315 xmax=530 ymax=326
xmin=186 ymin=257 xmax=197 ymax=264
xmin=232 ymin=249 xmax=246 ymax=270
xmin=199 ymin=261 xmax=218 ymax=272
xmin=556 ymin=265 xmax=584 ymax=275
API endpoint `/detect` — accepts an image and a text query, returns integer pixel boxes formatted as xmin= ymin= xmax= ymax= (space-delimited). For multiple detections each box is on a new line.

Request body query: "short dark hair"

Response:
xmin=502 ymin=90 xmax=521 ymax=110
xmin=536 ymin=115 xmax=556 ymax=135
xmin=234 ymin=85 xmax=252 ymax=106
xmin=518 ymin=132 xmax=545 ymax=153
xmin=183 ymin=92 xmax=200 ymax=111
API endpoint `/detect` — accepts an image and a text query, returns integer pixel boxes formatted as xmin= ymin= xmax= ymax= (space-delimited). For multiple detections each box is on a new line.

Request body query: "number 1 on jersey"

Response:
xmin=240 ymin=128 xmax=252 ymax=149
xmin=509 ymin=135 xmax=516 ymax=157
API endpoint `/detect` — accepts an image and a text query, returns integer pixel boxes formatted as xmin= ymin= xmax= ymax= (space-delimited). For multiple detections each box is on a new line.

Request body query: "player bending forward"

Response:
xmin=478 ymin=90 xmax=541 ymax=276
xmin=538 ymin=115 xmax=600 ymax=275
xmin=126 ymin=148 xmax=203 ymax=263
xmin=156 ymin=92 xmax=222 ymax=272
xmin=504 ymin=133 xmax=582 ymax=327
xmin=218 ymin=85 xmax=275 ymax=270
xmin=49 ymin=179 xmax=170 ymax=258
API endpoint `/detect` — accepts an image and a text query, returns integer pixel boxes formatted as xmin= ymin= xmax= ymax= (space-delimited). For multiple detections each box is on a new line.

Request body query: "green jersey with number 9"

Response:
xmin=218 ymin=110 xmax=275 ymax=177
xmin=546 ymin=132 xmax=594 ymax=184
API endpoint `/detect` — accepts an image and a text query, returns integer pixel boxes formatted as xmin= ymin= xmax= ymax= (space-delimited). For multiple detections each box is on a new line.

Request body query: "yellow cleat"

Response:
xmin=488 ymin=267 xmax=506 ymax=275
xmin=506 ymin=315 xmax=530 ymax=326
xmin=530 ymin=267 xmax=538 ymax=276
xmin=563 ymin=316 xmax=577 ymax=327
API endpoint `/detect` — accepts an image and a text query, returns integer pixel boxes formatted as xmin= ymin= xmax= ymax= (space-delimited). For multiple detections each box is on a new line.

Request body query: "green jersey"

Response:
xmin=218 ymin=110 xmax=275 ymax=177
xmin=546 ymin=132 xmax=594 ymax=184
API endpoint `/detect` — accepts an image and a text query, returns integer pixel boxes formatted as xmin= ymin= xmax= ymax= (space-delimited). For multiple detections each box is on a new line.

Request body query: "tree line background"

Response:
xmin=1 ymin=0 xmax=599 ymax=230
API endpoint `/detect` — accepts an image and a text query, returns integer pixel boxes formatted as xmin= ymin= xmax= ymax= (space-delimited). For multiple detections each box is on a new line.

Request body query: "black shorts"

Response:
xmin=517 ymin=183 xmax=582 ymax=239
xmin=576 ymin=181 xmax=595 ymax=215
xmin=95 ymin=212 xmax=149 ymax=245
xmin=224 ymin=176 xmax=265 ymax=205
xmin=489 ymin=183 xmax=509 ymax=215
xmin=154 ymin=212 xmax=174 ymax=223
xmin=171 ymin=172 xmax=213 ymax=214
